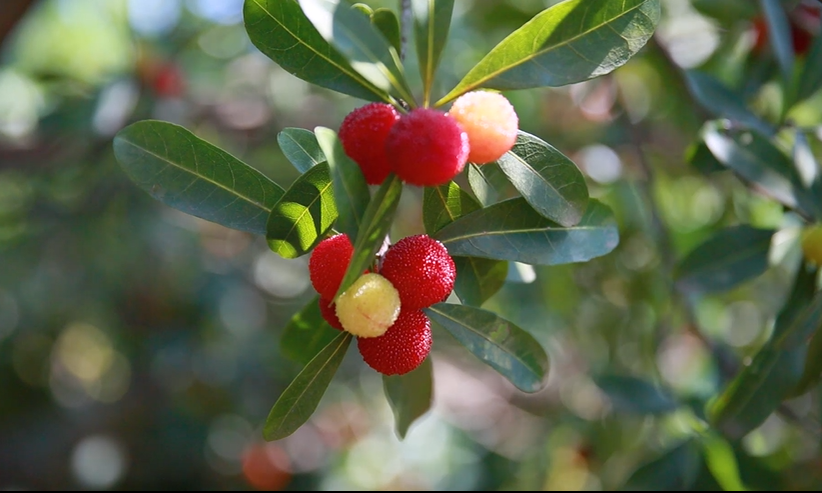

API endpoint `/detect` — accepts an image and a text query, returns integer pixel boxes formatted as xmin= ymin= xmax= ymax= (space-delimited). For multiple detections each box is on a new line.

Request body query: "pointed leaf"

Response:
xmin=685 ymin=72 xmax=775 ymax=137
xmin=701 ymin=433 xmax=749 ymax=492
xmin=467 ymin=162 xmax=508 ymax=207
xmin=796 ymin=30 xmax=822 ymax=104
xmin=371 ymin=8 xmax=401 ymax=53
xmin=759 ymin=0 xmax=794 ymax=84
xmin=423 ymin=181 xmax=481 ymax=235
xmin=383 ymin=357 xmax=433 ymax=439
xmin=437 ymin=0 xmax=660 ymax=105
xmin=334 ymin=174 xmax=403 ymax=300
xmin=425 ymin=303 xmax=549 ymax=392
xmin=264 ymin=331 xmax=352 ymax=441
xmin=298 ymin=0 xmax=415 ymax=104
xmin=113 ymin=120 xmax=284 ymax=236
xmin=413 ymin=0 xmax=455 ymax=106
xmin=281 ymin=296 xmax=341 ymax=365
xmin=433 ymin=198 xmax=619 ymax=266
xmin=314 ymin=126 xmax=370 ymax=239
xmin=594 ymin=374 xmax=679 ymax=415
xmin=674 ymin=225 xmax=775 ymax=294
xmin=453 ymin=256 xmax=508 ymax=307
xmin=497 ymin=131 xmax=589 ymax=227
xmin=790 ymin=320 xmax=822 ymax=397
xmin=622 ymin=440 xmax=701 ymax=491
xmin=244 ymin=0 xmax=388 ymax=101
xmin=278 ymin=128 xmax=325 ymax=173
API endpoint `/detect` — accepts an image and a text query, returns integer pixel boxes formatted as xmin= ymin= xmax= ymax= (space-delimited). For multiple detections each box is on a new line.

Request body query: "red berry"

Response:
xmin=153 ymin=63 xmax=185 ymax=98
xmin=379 ymin=235 xmax=456 ymax=310
xmin=309 ymin=234 xmax=353 ymax=299
xmin=318 ymin=297 xmax=343 ymax=330
xmin=339 ymin=103 xmax=400 ymax=185
xmin=357 ymin=310 xmax=432 ymax=375
xmin=385 ymin=108 xmax=469 ymax=187
xmin=448 ymin=90 xmax=519 ymax=164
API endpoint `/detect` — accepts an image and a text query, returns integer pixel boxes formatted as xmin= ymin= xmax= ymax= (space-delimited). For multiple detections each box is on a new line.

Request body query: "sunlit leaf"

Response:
xmin=422 ymin=181 xmax=481 ymax=235
xmin=278 ymin=128 xmax=325 ymax=173
xmin=412 ymin=0 xmax=455 ymax=106
xmin=383 ymin=357 xmax=433 ymax=439
xmin=281 ymin=296 xmax=341 ymax=365
xmin=594 ymin=374 xmax=679 ymax=415
xmin=701 ymin=433 xmax=749 ymax=492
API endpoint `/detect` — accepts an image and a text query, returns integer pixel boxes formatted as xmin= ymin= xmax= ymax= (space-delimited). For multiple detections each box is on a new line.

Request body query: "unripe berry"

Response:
xmin=335 ymin=273 xmax=401 ymax=338
xmin=357 ymin=309 xmax=432 ymax=375
xmin=309 ymin=234 xmax=353 ymax=300
xmin=448 ymin=90 xmax=518 ymax=164
xmin=385 ymin=108 xmax=469 ymax=187
xmin=338 ymin=103 xmax=400 ymax=185
xmin=802 ymin=225 xmax=822 ymax=265
xmin=380 ymin=235 xmax=456 ymax=310
xmin=318 ymin=297 xmax=343 ymax=330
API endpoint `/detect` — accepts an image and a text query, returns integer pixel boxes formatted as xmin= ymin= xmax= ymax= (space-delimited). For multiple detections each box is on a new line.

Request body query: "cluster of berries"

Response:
xmin=338 ymin=90 xmax=519 ymax=187
xmin=308 ymin=233 xmax=456 ymax=375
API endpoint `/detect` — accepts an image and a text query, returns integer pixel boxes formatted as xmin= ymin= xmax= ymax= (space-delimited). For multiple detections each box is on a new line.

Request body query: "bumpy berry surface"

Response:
xmin=380 ymin=235 xmax=456 ymax=310
xmin=385 ymin=108 xmax=469 ymax=187
xmin=448 ymin=90 xmax=518 ymax=164
xmin=335 ymin=273 xmax=401 ymax=338
xmin=338 ymin=103 xmax=400 ymax=185
xmin=357 ymin=310 xmax=432 ymax=375
xmin=318 ymin=297 xmax=343 ymax=330
xmin=309 ymin=234 xmax=353 ymax=299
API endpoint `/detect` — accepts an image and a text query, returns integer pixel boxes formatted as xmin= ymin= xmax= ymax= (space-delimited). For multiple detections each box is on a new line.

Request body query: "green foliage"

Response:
xmin=594 ymin=374 xmax=680 ymax=415
xmin=622 ymin=440 xmax=701 ymax=491
xmin=315 ymin=126 xmax=370 ymax=239
xmin=383 ymin=357 xmax=433 ymax=439
xmin=412 ymin=0 xmax=454 ymax=105
xmin=278 ymin=128 xmax=326 ymax=173
xmin=281 ymin=296 xmax=341 ymax=365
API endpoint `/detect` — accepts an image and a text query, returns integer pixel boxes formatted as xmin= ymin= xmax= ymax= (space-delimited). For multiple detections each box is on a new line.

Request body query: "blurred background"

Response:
xmin=1 ymin=0 xmax=822 ymax=490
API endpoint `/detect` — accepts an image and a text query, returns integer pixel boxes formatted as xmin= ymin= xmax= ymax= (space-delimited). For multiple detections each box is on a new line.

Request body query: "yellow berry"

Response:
xmin=335 ymin=273 xmax=401 ymax=338
xmin=801 ymin=225 xmax=822 ymax=265
xmin=447 ymin=90 xmax=518 ymax=165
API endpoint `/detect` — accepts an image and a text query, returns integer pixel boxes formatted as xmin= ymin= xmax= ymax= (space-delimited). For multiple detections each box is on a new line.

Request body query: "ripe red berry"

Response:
xmin=448 ymin=90 xmax=519 ymax=164
xmin=357 ymin=310 xmax=432 ymax=375
xmin=318 ymin=297 xmax=343 ymax=330
xmin=309 ymin=234 xmax=353 ymax=299
xmin=338 ymin=103 xmax=400 ymax=185
xmin=379 ymin=235 xmax=456 ymax=310
xmin=385 ymin=108 xmax=469 ymax=187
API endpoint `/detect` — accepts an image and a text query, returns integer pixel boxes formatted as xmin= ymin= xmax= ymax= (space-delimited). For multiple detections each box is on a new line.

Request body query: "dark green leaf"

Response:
xmin=243 ymin=0 xmax=388 ymax=101
xmin=314 ymin=126 xmax=370 ymax=239
xmin=266 ymin=162 xmax=337 ymax=258
xmin=422 ymin=181 xmax=481 ymax=235
xmin=467 ymin=162 xmax=508 ymax=207
xmin=759 ymin=0 xmax=795 ymax=83
xmin=685 ymin=72 xmax=775 ymax=137
xmin=113 ymin=120 xmax=284 ymax=236
xmin=298 ymin=0 xmax=414 ymax=104
xmin=700 ymin=433 xmax=748 ymax=492
xmin=278 ymin=128 xmax=326 ymax=173
xmin=790 ymin=320 xmax=822 ymax=397
xmin=437 ymin=0 xmax=660 ymax=105
xmin=281 ymin=296 xmax=341 ymax=365
xmin=675 ymin=225 xmax=775 ymax=294
xmin=691 ymin=0 xmax=758 ymax=22
xmin=497 ymin=131 xmax=589 ymax=227
xmin=796 ymin=30 xmax=822 ymax=104
xmin=264 ymin=332 xmax=352 ymax=441
xmin=453 ymin=256 xmax=508 ymax=306
xmin=433 ymin=198 xmax=619 ymax=266
xmin=334 ymin=174 xmax=403 ymax=300
xmin=412 ymin=0 xmax=454 ymax=106
xmin=371 ymin=8 xmax=401 ymax=53
xmin=686 ymin=139 xmax=725 ymax=175
xmin=383 ymin=357 xmax=433 ymax=439
xmin=594 ymin=374 xmax=679 ymax=415
xmin=425 ymin=303 xmax=549 ymax=392
xmin=622 ymin=440 xmax=701 ymax=491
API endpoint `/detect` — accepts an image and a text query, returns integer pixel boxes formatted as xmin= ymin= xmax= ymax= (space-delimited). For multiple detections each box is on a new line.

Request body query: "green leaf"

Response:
xmin=113 ymin=120 xmax=284 ymax=236
xmin=436 ymin=0 xmax=660 ymax=105
xmin=334 ymin=174 xmax=403 ymax=300
xmin=412 ymin=0 xmax=455 ymax=106
xmin=423 ymin=181 xmax=481 ymax=235
xmin=594 ymin=374 xmax=679 ymax=415
xmin=314 ymin=127 xmax=370 ymax=240
xmin=453 ymin=256 xmax=508 ymax=306
xmin=708 ymin=266 xmax=822 ymax=440
xmin=674 ymin=225 xmax=775 ymax=294
xmin=686 ymin=139 xmax=725 ymax=176
xmin=243 ymin=0 xmax=388 ymax=102
xmin=691 ymin=0 xmax=758 ymax=22
xmin=298 ymin=0 xmax=415 ymax=104
xmin=685 ymin=72 xmax=775 ymax=137
xmin=264 ymin=331 xmax=352 ymax=441
xmin=266 ymin=162 xmax=337 ymax=258
xmin=425 ymin=303 xmax=549 ymax=392
xmin=701 ymin=433 xmax=749 ymax=492
xmin=467 ymin=162 xmax=508 ymax=207
xmin=278 ymin=128 xmax=326 ymax=173
xmin=759 ymin=0 xmax=794 ymax=84
xmin=790 ymin=320 xmax=822 ymax=397
xmin=383 ymin=357 xmax=433 ymax=439
xmin=433 ymin=198 xmax=619 ymax=266
xmin=622 ymin=440 xmax=701 ymax=491
xmin=497 ymin=131 xmax=589 ymax=227
xmin=280 ymin=296 xmax=342 ymax=365
xmin=795 ymin=30 xmax=822 ymax=104
xmin=371 ymin=8 xmax=401 ymax=53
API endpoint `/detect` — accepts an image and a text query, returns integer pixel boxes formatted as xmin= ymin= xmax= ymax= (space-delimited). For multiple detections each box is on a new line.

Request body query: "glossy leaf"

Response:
xmin=371 ymin=8 xmax=401 ymax=53
xmin=314 ymin=126 xmax=370 ymax=240
xmin=701 ymin=433 xmax=748 ymax=492
xmin=686 ymin=139 xmax=725 ymax=176
xmin=453 ymin=256 xmax=508 ymax=306
xmin=383 ymin=357 xmax=433 ymax=439
xmin=759 ymin=0 xmax=794 ymax=84
xmin=243 ymin=0 xmax=388 ymax=101
xmin=425 ymin=303 xmax=549 ymax=392
xmin=433 ymin=198 xmax=619 ymax=266
xmin=685 ymin=72 xmax=775 ymax=137
xmin=437 ymin=0 xmax=660 ymax=105
xmin=334 ymin=174 xmax=403 ymax=300
xmin=113 ymin=120 xmax=284 ymax=236
xmin=796 ymin=30 xmax=822 ymax=105
xmin=266 ymin=162 xmax=337 ymax=258
xmin=264 ymin=332 xmax=352 ymax=441
xmin=622 ymin=440 xmax=701 ymax=491
xmin=278 ymin=128 xmax=325 ymax=173
xmin=280 ymin=296 xmax=341 ymax=365
xmin=594 ymin=374 xmax=679 ymax=415
xmin=412 ymin=0 xmax=454 ymax=106
xmin=467 ymin=162 xmax=508 ymax=207
xmin=298 ymin=0 xmax=414 ymax=104
xmin=674 ymin=225 xmax=775 ymax=294
xmin=423 ymin=181 xmax=481 ymax=235
xmin=497 ymin=131 xmax=589 ymax=227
